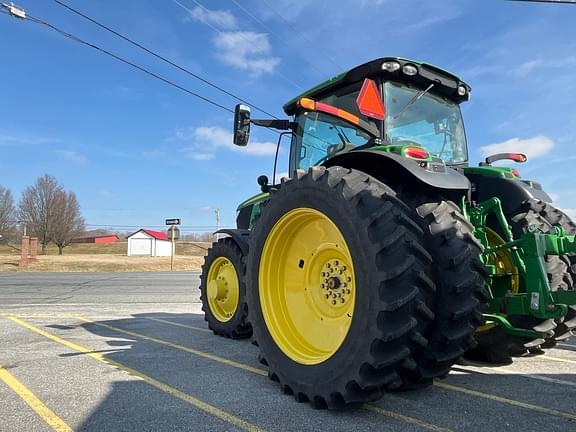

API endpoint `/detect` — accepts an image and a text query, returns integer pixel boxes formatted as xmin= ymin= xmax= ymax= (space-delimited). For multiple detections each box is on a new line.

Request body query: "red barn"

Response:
xmin=72 ymin=234 xmax=120 ymax=244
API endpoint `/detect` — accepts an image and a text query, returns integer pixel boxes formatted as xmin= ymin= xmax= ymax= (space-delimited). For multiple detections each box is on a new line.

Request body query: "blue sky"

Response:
xmin=1 ymin=0 xmax=576 ymax=233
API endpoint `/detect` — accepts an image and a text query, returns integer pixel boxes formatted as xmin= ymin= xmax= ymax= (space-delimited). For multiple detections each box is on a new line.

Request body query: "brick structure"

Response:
xmin=19 ymin=235 xmax=30 ymax=266
xmin=29 ymin=237 xmax=38 ymax=261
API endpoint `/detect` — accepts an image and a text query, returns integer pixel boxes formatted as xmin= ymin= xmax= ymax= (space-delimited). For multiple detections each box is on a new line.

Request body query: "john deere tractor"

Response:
xmin=199 ymin=57 xmax=576 ymax=408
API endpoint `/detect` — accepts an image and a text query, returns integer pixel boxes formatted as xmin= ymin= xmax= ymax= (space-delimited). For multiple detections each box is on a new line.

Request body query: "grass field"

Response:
xmin=0 ymin=241 xmax=211 ymax=256
xmin=0 ymin=241 xmax=210 ymax=272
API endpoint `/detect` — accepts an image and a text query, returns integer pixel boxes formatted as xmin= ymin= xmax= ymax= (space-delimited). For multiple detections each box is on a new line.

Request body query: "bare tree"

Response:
xmin=0 ymin=185 xmax=16 ymax=244
xmin=18 ymin=175 xmax=63 ymax=253
xmin=51 ymin=191 xmax=85 ymax=255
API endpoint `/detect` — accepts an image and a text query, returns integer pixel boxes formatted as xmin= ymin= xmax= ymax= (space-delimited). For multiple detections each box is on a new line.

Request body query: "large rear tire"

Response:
xmin=200 ymin=238 xmax=252 ymax=339
xmin=246 ymin=166 xmax=433 ymax=408
xmin=392 ymin=199 xmax=488 ymax=388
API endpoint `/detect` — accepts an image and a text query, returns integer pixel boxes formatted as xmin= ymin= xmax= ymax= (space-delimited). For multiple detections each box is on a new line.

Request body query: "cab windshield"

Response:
xmin=384 ymin=82 xmax=468 ymax=164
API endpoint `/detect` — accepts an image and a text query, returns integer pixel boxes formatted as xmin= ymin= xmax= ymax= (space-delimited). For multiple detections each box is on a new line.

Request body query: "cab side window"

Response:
xmin=292 ymin=112 xmax=372 ymax=172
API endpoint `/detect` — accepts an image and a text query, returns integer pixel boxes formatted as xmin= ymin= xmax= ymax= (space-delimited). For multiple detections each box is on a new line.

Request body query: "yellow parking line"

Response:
xmin=75 ymin=316 xmax=451 ymax=431
xmin=434 ymin=382 xmax=576 ymax=421
xmin=7 ymin=317 xmax=264 ymax=432
xmin=0 ymin=313 xmax=70 ymax=318
xmin=365 ymin=405 xmax=453 ymax=432
xmin=0 ymin=365 xmax=72 ymax=432
xmin=70 ymin=316 xmax=576 ymax=425
xmin=74 ymin=315 xmax=266 ymax=376
xmin=80 ymin=315 xmax=576 ymax=420
xmin=143 ymin=317 xmax=211 ymax=333
xmin=542 ymin=355 xmax=576 ymax=365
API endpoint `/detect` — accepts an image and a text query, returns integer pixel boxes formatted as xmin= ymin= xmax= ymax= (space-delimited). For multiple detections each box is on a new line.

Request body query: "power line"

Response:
xmin=228 ymin=0 xmax=330 ymax=78
xmin=173 ymin=0 xmax=305 ymax=91
xmin=1 ymin=9 xmax=235 ymax=114
xmin=51 ymin=0 xmax=281 ymax=119
xmin=259 ymin=0 xmax=344 ymax=71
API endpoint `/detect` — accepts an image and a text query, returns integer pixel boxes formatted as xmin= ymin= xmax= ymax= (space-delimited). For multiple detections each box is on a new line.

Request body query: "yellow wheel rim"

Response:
xmin=477 ymin=228 xmax=520 ymax=332
xmin=206 ymin=257 xmax=239 ymax=322
xmin=259 ymin=208 xmax=355 ymax=365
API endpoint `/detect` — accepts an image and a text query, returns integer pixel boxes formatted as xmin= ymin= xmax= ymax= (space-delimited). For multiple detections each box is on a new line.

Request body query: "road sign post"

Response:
xmin=166 ymin=219 xmax=181 ymax=272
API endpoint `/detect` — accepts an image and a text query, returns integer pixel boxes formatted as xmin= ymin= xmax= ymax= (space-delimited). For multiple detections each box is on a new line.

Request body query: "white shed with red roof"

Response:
xmin=126 ymin=229 xmax=172 ymax=257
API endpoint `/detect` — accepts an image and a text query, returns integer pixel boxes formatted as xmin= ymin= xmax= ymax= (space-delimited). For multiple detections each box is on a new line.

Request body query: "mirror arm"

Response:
xmin=251 ymin=119 xmax=294 ymax=130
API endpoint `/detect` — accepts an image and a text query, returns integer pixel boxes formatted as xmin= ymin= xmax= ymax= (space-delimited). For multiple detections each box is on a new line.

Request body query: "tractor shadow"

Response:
xmin=44 ymin=312 xmax=576 ymax=431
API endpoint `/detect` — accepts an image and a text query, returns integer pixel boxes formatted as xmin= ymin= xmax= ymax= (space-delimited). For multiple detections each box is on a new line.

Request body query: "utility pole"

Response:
xmin=214 ymin=208 xmax=220 ymax=241
xmin=165 ymin=218 xmax=181 ymax=272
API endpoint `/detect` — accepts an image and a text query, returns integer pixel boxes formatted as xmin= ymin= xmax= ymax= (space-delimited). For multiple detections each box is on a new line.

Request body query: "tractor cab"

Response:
xmin=234 ymin=57 xmax=472 ymax=181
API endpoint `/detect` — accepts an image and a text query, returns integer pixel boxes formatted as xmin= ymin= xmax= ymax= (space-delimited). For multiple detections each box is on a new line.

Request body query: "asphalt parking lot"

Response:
xmin=1 ymin=272 xmax=575 ymax=432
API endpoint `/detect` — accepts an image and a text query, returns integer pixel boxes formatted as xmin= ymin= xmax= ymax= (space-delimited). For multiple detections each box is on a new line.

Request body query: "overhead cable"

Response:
xmin=51 ymin=0 xmax=281 ymax=119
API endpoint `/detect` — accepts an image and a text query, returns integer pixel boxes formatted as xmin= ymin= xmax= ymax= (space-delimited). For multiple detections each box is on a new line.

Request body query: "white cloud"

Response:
xmin=214 ymin=32 xmax=280 ymax=76
xmin=560 ymin=208 xmax=576 ymax=220
xmin=54 ymin=150 xmax=87 ymax=164
xmin=514 ymin=56 xmax=576 ymax=77
xmin=0 ymin=132 xmax=59 ymax=147
xmin=176 ymin=126 xmax=277 ymax=160
xmin=184 ymin=5 xmax=237 ymax=30
xmin=479 ymin=135 xmax=554 ymax=160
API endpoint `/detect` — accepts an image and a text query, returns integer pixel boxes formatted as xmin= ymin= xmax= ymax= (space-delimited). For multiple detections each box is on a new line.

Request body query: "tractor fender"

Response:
xmin=215 ymin=229 xmax=250 ymax=255
xmin=323 ymin=150 xmax=471 ymax=195
xmin=466 ymin=173 xmax=553 ymax=213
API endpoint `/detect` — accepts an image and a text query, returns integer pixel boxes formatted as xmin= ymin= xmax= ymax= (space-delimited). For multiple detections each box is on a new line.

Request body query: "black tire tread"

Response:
xmin=246 ymin=166 xmax=433 ymax=409
xmin=398 ymin=199 xmax=489 ymax=385
xmin=200 ymin=237 xmax=252 ymax=339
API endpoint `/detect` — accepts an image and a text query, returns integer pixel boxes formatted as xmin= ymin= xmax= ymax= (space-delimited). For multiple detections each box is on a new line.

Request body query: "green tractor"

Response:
xmin=199 ymin=57 xmax=576 ymax=408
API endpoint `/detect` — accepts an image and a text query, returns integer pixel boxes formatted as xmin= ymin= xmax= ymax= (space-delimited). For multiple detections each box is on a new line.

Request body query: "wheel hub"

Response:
xmin=259 ymin=208 xmax=356 ymax=365
xmin=206 ymin=257 xmax=239 ymax=322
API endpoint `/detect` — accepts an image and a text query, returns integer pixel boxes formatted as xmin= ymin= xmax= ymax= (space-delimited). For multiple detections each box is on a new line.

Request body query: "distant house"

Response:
xmin=126 ymin=229 xmax=172 ymax=257
xmin=72 ymin=234 xmax=120 ymax=244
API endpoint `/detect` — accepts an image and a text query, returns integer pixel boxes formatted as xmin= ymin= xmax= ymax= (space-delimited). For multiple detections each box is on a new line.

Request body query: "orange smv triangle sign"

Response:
xmin=356 ymin=79 xmax=385 ymax=121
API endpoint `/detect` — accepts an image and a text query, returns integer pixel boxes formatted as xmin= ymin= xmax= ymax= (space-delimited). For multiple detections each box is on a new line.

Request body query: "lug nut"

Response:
xmin=346 ymin=289 xmax=351 ymax=294
xmin=326 ymin=263 xmax=330 ymax=268
xmin=325 ymin=294 xmax=330 ymax=299
xmin=334 ymin=260 xmax=339 ymax=266
xmin=332 ymin=300 xmax=337 ymax=305
xmin=342 ymin=266 xmax=346 ymax=271
xmin=347 ymin=277 xmax=352 ymax=282
xmin=340 ymin=298 xmax=345 ymax=303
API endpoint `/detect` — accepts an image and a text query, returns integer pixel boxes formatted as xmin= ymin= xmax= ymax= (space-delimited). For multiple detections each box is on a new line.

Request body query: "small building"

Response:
xmin=126 ymin=229 xmax=172 ymax=257
xmin=72 ymin=234 xmax=120 ymax=244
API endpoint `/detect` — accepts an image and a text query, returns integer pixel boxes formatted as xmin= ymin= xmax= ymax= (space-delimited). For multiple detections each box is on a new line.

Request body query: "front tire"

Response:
xmin=200 ymin=238 xmax=251 ymax=339
xmin=246 ymin=166 xmax=433 ymax=408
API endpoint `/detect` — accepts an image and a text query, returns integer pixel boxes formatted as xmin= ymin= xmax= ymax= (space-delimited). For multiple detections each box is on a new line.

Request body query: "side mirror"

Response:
xmin=233 ymin=104 xmax=251 ymax=147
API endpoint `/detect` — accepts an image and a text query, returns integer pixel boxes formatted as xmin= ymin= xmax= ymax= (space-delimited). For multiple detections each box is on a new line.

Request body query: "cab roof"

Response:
xmin=283 ymin=57 xmax=471 ymax=116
